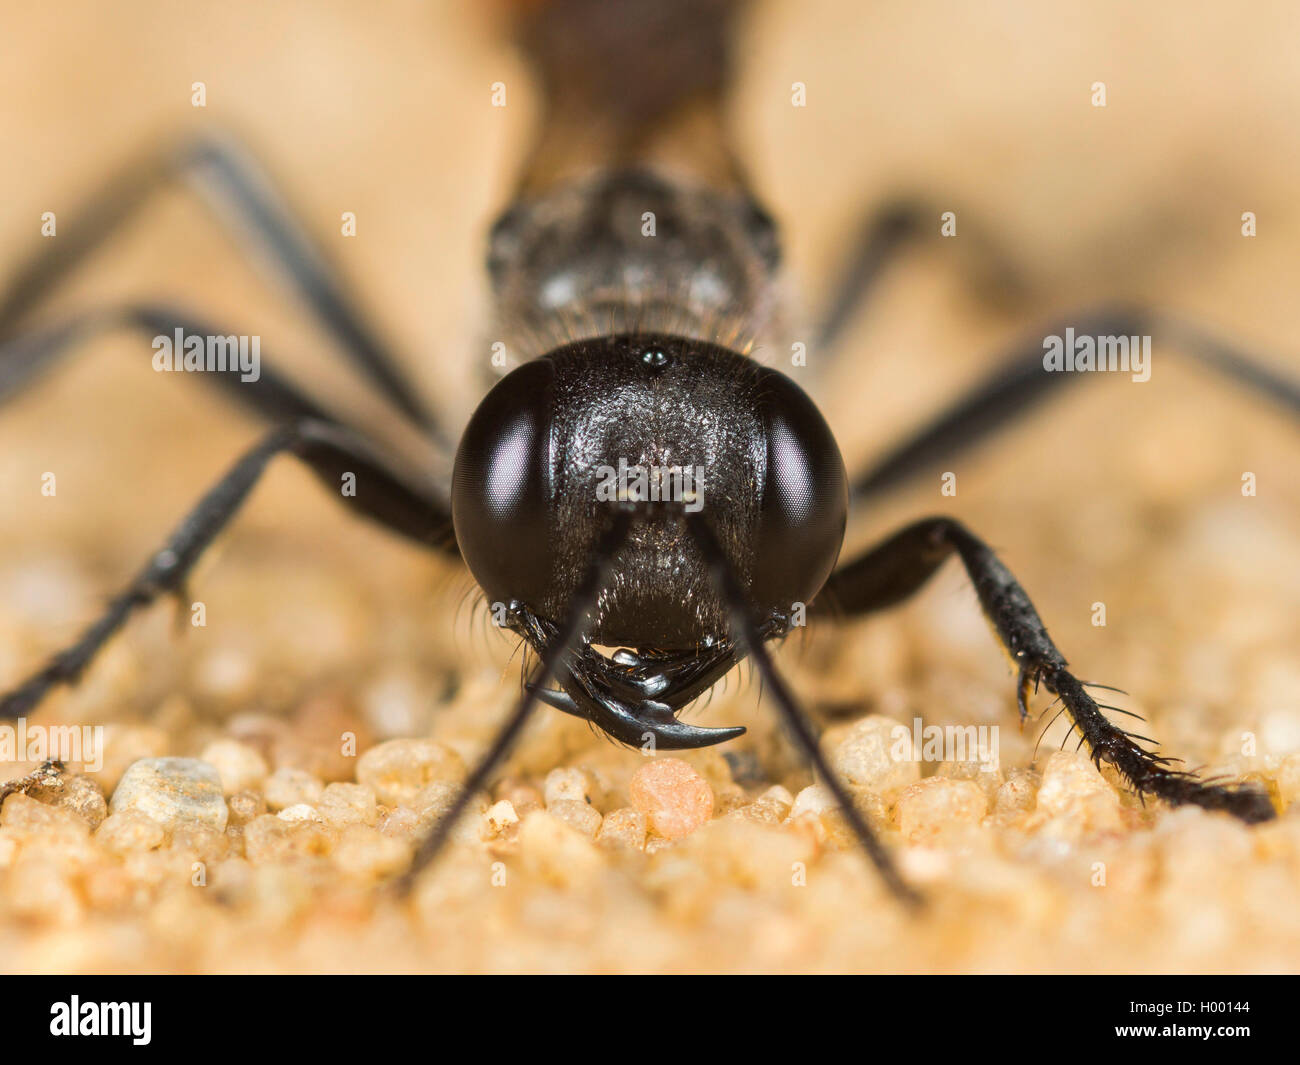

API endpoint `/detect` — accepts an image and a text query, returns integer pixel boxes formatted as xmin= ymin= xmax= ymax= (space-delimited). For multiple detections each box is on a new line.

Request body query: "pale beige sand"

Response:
xmin=0 ymin=1 xmax=1297 ymax=973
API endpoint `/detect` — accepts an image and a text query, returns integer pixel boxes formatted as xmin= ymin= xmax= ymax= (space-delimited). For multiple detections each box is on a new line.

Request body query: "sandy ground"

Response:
xmin=0 ymin=0 xmax=1297 ymax=973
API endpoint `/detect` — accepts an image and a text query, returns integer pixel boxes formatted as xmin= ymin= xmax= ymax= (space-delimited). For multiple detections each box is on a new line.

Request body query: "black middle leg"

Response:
xmin=848 ymin=308 xmax=1300 ymax=502
xmin=815 ymin=516 xmax=1275 ymax=824
xmin=814 ymin=199 xmax=1028 ymax=355
xmin=0 ymin=132 xmax=449 ymax=444
xmin=2 ymin=305 xmax=349 ymax=429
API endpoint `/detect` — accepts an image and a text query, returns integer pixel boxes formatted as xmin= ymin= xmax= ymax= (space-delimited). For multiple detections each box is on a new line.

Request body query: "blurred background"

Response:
xmin=0 ymin=0 xmax=1296 ymax=972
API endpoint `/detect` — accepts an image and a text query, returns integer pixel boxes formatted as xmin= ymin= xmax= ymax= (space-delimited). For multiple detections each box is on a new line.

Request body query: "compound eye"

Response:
xmin=749 ymin=370 xmax=848 ymax=611
xmin=452 ymin=359 xmax=557 ymax=608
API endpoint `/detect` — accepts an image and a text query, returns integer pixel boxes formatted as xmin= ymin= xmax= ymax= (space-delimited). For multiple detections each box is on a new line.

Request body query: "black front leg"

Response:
xmin=685 ymin=511 xmax=920 ymax=906
xmin=0 ymin=419 xmax=457 ymax=722
xmin=816 ymin=517 xmax=1275 ymax=824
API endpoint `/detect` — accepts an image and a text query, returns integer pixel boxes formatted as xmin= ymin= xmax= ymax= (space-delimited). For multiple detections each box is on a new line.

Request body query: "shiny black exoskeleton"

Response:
xmin=0 ymin=0 xmax=1288 ymax=907
xmin=452 ymin=332 xmax=846 ymax=749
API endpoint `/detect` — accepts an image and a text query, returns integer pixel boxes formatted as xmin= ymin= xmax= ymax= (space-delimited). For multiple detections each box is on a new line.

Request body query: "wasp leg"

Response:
xmin=686 ymin=511 xmax=921 ymax=908
xmin=0 ymin=132 xmax=448 ymax=445
xmin=0 ymin=419 xmax=457 ymax=722
xmin=1 ymin=305 xmax=361 ymax=431
xmin=815 ymin=516 xmax=1275 ymax=824
xmin=814 ymin=198 xmax=1028 ymax=355
xmin=399 ymin=511 xmax=634 ymax=890
xmin=845 ymin=306 xmax=1299 ymax=502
